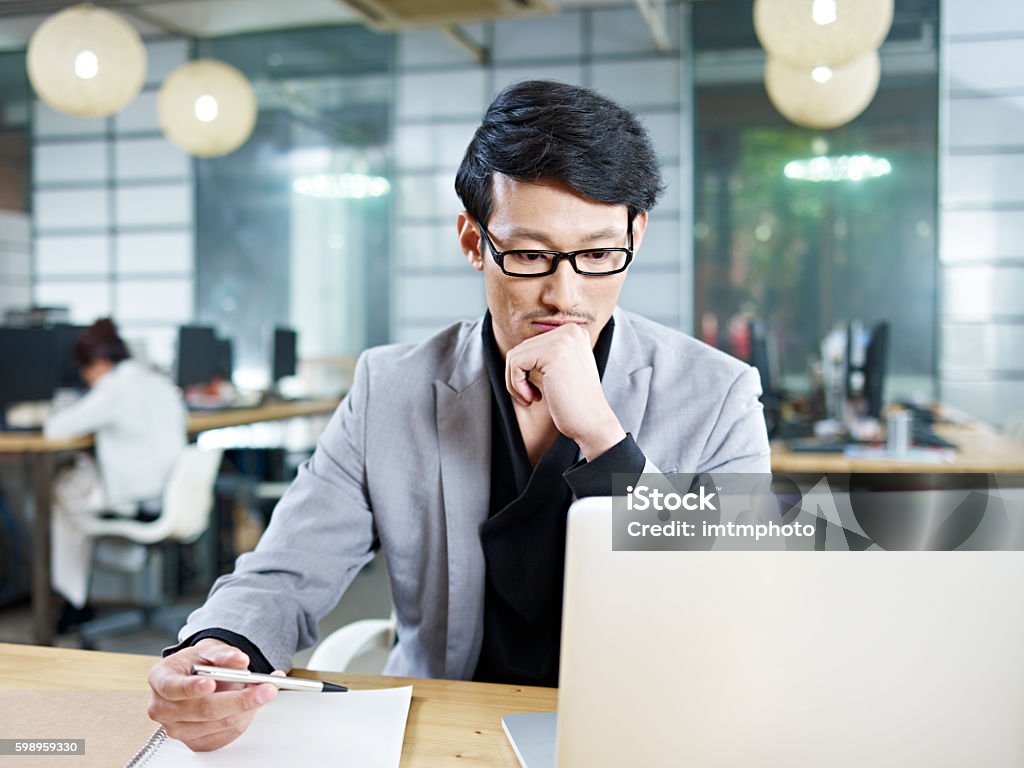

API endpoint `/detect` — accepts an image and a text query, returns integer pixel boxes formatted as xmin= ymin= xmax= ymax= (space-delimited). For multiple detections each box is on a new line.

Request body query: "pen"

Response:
xmin=191 ymin=664 xmax=348 ymax=693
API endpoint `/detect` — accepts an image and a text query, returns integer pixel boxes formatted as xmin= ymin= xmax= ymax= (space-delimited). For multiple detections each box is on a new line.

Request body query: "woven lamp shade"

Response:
xmin=27 ymin=5 xmax=146 ymax=118
xmin=754 ymin=0 xmax=894 ymax=68
xmin=158 ymin=59 xmax=257 ymax=158
xmin=765 ymin=50 xmax=880 ymax=130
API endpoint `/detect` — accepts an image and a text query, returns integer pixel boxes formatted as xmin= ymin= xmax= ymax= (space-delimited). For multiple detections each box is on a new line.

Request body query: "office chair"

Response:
xmin=307 ymin=615 xmax=396 ymax=673
xmin=77 ymin=446 xmax=223 ymax=649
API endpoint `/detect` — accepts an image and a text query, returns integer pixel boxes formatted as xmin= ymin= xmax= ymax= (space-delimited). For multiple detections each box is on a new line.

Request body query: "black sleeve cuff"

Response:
xmin=162 ymin=628 xmax=275 ymax=674
xmin=563 ymin=432 xmax=646 ymax=498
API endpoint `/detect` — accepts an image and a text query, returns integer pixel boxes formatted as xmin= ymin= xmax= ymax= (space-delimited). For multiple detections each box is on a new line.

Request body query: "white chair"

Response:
xmin=78 ymin=446 xmax=223 ymax=648
xmin=308 ymin=615 xmax=396 ymax=673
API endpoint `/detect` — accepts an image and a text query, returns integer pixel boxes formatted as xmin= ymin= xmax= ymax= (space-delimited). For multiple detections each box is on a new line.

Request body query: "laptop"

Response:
xmin=504 ymin=495 xmax=1024 ymax=767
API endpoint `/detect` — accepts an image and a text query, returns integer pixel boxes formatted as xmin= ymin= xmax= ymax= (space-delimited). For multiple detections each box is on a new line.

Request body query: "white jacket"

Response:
xmin=45 ymin=360 xmax=187 ymax=509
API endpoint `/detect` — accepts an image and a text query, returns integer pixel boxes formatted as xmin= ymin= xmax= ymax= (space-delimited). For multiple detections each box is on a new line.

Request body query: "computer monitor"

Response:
xmin=745 ymin=320 xmax=780 ymax=436
xmin=863 ymin=321 xmax=890 ymax=419
xmin=272 ymin=327 xmax=297 ymax=383
xmin=176 ymin=326 xmax=221 ymax=389
xmin=215 ymin=338 xmax=233 ymax=383
xmin=52 ymin=323 xmax=86 ymax=390
xmin=0 ymin=327 xmax=60 ymax=427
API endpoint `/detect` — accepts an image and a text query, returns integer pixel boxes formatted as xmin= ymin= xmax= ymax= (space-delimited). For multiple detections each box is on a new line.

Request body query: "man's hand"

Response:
xmin=147 ymin=638 xmax=283 ymax=752
xmin=505 ymin=323 xmax=626 ymax=460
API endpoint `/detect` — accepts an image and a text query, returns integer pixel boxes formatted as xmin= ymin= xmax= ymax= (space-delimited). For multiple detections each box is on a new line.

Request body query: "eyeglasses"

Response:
xmin=477 ymin=214 xmax=634 ymax=277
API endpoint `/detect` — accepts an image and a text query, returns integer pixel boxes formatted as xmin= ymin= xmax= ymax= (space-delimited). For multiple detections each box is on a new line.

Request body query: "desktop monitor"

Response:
xmin=52 ymin=323 xmax=86 ymax=389
xmin=747 ymin=320 xmax=781 ymax=436
xmin=863 ymin=321 xmax=890 ymax=419
xmin=0 ymin=327 xmax=60 ymax=425
xmin=176 ymin=326 xmax=221 ymax=389
xmin=272 ymin=327 xmax=297 ymax=383
xmin=215 ymin=338 xmax=233 ymax=383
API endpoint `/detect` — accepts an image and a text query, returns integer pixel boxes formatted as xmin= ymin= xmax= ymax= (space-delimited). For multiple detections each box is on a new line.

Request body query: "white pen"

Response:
xmin=191 ymin=664 xmax=349 ymax=693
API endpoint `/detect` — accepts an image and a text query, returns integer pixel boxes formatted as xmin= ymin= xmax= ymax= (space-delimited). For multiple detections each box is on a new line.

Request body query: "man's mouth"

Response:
xmin=532 ymin=318 xmax=588 ymax=332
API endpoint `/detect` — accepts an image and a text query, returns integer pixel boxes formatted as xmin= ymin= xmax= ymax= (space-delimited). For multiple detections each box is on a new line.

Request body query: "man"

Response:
xmin=147 ymin=80 xmax=771 ymax=751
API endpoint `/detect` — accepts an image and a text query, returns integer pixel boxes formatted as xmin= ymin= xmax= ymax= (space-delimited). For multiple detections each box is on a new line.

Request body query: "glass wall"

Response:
xmin=692 ymin=0 xmax=939 ymax=398
xmin=196 ymin=27 xmax=393 ymax=392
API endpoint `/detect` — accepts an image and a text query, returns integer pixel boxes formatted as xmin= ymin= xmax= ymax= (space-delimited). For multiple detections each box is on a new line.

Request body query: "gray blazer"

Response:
xmin=179 ymin=309 xmax=771 ymax=678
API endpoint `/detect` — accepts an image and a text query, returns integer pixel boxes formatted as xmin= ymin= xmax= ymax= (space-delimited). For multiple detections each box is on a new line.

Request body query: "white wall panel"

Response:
xmin=940 ymin=379 xmax=1024 ymax=428
xmin=591 ymin=59 xmax=681 ymax=109
xmin=491 ymin=64 xmax=585 ymax=96
xmin=619 ymin=268 xmax=681 ymax=321
xmin=591 ymin=5 xmax=681 ymax=55
xmin=36 ymin=234 xmax=110 ymax=276
xmin=114 ymin=91 xmax=160 ymax=133
xmin=492 ymin=12 xmax=582 ymax=62
xmin=944 ymin=0 xmax=1024 ymax=37
xmin=34 ymin=141 xmax=109 ymax=184
xmin=115 ymin=184 xmax=192 ymax=227
xmin=116 ymin=231 xmax=193 ymax=274
xmin=115 ymin=138 xmax=189 ymax=180
xmin=34 ymin=189 xmax=109 ymax=231
xmin=33 ymin=102 xmax=106 ymax=138
xmin=394 ymin=121 xmax=478 ymax=171
xmin=942 ymin=323 xmax=1024 ymax=371
xmin=944 ymin=154 xmax=1024 ymax=206
xmin=397 ymin=70 xmax=487 ymax=120
xmin=947 ymin=40 xmax=1024 ymax=92
xmin=942 ymin=266 xmax=1024 ymax=320
xmin=34 ymin=280 xmax=111 ymax=323
xmin=947 ymin=96 xmax=1024 ymax=149
xmin=115 ymin=278 xmax=192 ymax=322
xmin=396 ymin=274 xmax=485 ymax=320
xmin=941 ymin=210 xmax=1024 ymax=262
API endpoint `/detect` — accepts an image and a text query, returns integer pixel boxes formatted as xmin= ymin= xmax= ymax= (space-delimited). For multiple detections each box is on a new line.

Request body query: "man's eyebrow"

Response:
xmin=500 ymin=226 xmax=624 ymax=246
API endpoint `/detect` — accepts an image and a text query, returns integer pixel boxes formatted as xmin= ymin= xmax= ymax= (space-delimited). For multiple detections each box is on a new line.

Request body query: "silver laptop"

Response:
xmin=505 ymin=495 xmax=1024 ymax=767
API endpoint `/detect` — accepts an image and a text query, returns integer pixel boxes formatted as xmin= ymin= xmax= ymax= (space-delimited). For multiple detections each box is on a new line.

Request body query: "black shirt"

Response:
xmin=472 ymin=313 xmax=645 ymax=686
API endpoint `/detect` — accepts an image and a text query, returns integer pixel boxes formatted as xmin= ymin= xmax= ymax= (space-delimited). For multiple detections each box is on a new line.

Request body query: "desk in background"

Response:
xmin=0 ymin=643 xmax=556 ymax=767
xmin=0 ymin=398 xmax=341 ymax=647
xmin=771 ymin=420 xmax=1024 ymax=474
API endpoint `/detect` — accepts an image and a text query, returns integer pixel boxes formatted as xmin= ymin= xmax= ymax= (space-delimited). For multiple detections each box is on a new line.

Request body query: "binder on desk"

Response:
xmin=125 ymin=686 xmax=412 ymax=767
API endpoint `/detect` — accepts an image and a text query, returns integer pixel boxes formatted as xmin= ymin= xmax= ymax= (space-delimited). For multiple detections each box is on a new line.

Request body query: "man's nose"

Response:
xmin=540 ymin=258 xmax=583 ymax=311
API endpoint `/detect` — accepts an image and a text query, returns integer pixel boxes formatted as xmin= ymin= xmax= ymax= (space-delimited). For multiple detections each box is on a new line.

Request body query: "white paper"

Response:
xmin=140 ymin=686 xmax=412 ymax=767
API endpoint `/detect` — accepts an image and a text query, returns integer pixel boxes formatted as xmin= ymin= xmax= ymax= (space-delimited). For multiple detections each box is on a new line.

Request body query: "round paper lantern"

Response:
xmin=158 ymin=59 xmax=257 ymax=158
xmin=26 ymin=5 xmax=146 ymax=118
xmin=754 ymin=0 xmax=894 ymax=68
xmin=765 ymin=50 xmax=880 ymax=130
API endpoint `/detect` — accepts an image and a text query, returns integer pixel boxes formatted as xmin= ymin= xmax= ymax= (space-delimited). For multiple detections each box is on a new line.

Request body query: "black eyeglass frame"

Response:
xmin=477 ymin=213 xmax=635 ymax=278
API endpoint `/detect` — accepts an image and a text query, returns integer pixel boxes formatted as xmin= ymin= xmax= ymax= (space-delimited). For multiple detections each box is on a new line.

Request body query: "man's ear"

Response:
xmin=630 ymin=210 xmax=650 ymax=252
xmin=457 ymin=212 xmax=484 ymax=272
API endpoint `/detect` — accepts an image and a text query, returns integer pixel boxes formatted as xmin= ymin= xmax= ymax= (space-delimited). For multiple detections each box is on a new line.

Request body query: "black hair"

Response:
xmin=75 ymin=318 xmax=130 ymax=367
xmin=455 ymin=80 xmax=663 ymax=226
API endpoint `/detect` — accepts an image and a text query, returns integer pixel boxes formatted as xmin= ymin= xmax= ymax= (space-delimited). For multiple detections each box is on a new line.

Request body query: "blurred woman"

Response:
xmin=45 ymin=318 xmax=186 ymax=622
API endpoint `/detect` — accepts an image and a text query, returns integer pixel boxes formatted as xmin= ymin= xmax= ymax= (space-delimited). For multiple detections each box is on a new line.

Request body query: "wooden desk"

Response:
xmin=0 ymin=643 xmax=556 ymax=767
xmin=771 ymin=421 xmax=1024 ymax=474
xmin=0 ymin=399 xmax=340 ymax=647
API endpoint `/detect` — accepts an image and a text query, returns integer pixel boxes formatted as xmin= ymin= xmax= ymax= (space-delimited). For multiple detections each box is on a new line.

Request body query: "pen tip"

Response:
xmin=322 ymin=682 xmax=349 ymax=693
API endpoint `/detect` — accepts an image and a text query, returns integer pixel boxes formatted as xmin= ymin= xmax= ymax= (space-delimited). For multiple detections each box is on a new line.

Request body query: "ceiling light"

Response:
xmin=754 ymin=0 xmax=894 ymax=68
xmin=765 ymin=50 xmax=880 ymax=130
xmin=293 ymin=174 xmax=391 ymax=199
xmin=27 ymin=5 xmax=146 ymax=118
xmin=784 ymin=154 xmax=893 ymax=182
xmin=158 ymin=59 xmax=257 ymax=158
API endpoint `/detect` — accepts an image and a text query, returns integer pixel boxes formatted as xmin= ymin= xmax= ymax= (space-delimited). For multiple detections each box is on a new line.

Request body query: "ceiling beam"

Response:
xmin=635 ymin=0 xmax=670 ymax=52
xmin=442 ymin=25 xmax=490 ymax=66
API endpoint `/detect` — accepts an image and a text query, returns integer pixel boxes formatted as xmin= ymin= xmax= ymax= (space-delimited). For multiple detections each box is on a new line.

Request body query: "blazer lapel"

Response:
xmin=603 ymin=308 xmax=654 ymax=442
xmin=435 ymin=322 xmax=491 ymax=679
